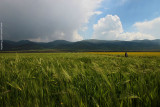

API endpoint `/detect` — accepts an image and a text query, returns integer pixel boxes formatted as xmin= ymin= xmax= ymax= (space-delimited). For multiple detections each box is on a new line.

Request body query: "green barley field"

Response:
xmin=0 ymin=53 xmax=160 ymax=106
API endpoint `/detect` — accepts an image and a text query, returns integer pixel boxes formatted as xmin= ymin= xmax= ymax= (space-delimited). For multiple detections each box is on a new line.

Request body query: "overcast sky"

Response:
xmin=0 ymin=0 xmax=160 ymax=42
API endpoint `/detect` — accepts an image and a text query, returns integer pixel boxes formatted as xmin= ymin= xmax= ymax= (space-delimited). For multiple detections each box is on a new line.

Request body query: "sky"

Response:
xmin=0 ymin=0 xmax=160 ymax=42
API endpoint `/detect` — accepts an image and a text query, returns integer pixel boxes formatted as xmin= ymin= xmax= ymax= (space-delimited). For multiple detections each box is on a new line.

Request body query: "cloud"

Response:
xmin=93 ymin=11 xmax=103 ymax=15
xmin=106 ymin=0 xmax=128 ymax=7
xmin=72 ymin=30 xmax=83 ymax=41
xmin=118 ymin=32 xmax=155 ymax=41
xmin=120 ymin=0 xmax=128 ymax=4
xmin=81 ymin=27 xmax=88 ymax=32
xmin=92 ymin=15 xmax=156 ymax=40
xmin=93 ymin=15 xmax=123 ymax=40
xmin=0 ymin=0 xmax=102 ymax=42
xmin=134 ymin=17 xmax=160 ymax=39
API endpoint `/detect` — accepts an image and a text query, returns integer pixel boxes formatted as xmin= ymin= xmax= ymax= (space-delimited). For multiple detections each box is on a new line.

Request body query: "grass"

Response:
xmin=86 ymin=52 xmax=160 ymax=56
xmin=0 ymin=53 xmax=160 ymax=106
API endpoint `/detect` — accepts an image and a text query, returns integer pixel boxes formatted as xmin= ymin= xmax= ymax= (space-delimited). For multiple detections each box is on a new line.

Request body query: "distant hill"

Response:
xmin=1 ymin=39 xmax=160 ymax=52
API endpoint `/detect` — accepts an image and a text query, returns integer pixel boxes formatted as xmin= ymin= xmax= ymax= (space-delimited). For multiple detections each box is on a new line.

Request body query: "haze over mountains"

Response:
xmin=2 ymin=39 xmax=160 ymax=52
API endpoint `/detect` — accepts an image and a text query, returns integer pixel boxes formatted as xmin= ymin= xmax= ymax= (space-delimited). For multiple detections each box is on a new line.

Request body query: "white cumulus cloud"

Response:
xmin=118 ymin=32 xmax=155 ymax=41
xmin=93 ymin=11 xmax=103 ymax=15
xmin=93 ymin=15 xmax=123 ymax=40
xmin=92 ymin=15 xmax=156 ymax=40
xmin=134 ymin=17 xmax=160 ymax=39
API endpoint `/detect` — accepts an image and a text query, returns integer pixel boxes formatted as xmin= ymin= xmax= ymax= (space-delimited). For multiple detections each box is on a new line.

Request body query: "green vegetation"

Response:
xmin=0 ymin=53 xmax=160 ymax=106
xmin=3 ymin=39 xmax=160 ymax=52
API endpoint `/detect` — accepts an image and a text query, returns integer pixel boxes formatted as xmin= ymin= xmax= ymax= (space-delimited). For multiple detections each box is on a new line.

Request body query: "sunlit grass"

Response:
xmin=86 ymin=52 xmax=160 ymax=56
xmin=0 ymin=53 xmax=160 ymax=106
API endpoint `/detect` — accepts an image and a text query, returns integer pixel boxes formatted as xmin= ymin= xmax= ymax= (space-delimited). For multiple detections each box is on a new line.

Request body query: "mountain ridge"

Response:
xmin=1 ymin=39 xmax=160 ymax=52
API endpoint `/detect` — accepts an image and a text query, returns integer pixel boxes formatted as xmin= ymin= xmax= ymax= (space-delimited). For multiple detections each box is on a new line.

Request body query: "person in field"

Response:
xmin=125 ymin=52 xmax=128 ymax=57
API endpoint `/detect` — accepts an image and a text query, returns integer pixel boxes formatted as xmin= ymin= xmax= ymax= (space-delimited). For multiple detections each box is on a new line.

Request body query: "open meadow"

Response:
xmin=0 ymin=52 xmax=160 ymax=106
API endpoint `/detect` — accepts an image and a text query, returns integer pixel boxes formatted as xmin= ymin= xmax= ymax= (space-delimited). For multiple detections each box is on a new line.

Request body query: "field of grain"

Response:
xmin=87 ymin=52 xmax=160 ymax=56
xmin=0 ymin=53 xmax=160 ymax=106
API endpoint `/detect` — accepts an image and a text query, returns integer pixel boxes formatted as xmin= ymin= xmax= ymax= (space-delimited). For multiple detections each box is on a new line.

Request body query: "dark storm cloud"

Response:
xmin=0 ymin=0 xmax=102 ymax=42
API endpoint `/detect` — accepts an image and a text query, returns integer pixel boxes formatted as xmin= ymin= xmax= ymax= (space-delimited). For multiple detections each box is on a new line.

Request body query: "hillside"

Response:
xmin=1 ymin=39 xmax=160 ymax=52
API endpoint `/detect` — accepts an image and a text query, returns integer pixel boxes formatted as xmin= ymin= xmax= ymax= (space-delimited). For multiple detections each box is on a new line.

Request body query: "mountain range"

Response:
xmin=1 ymin=39 xmax=160 ymax=52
